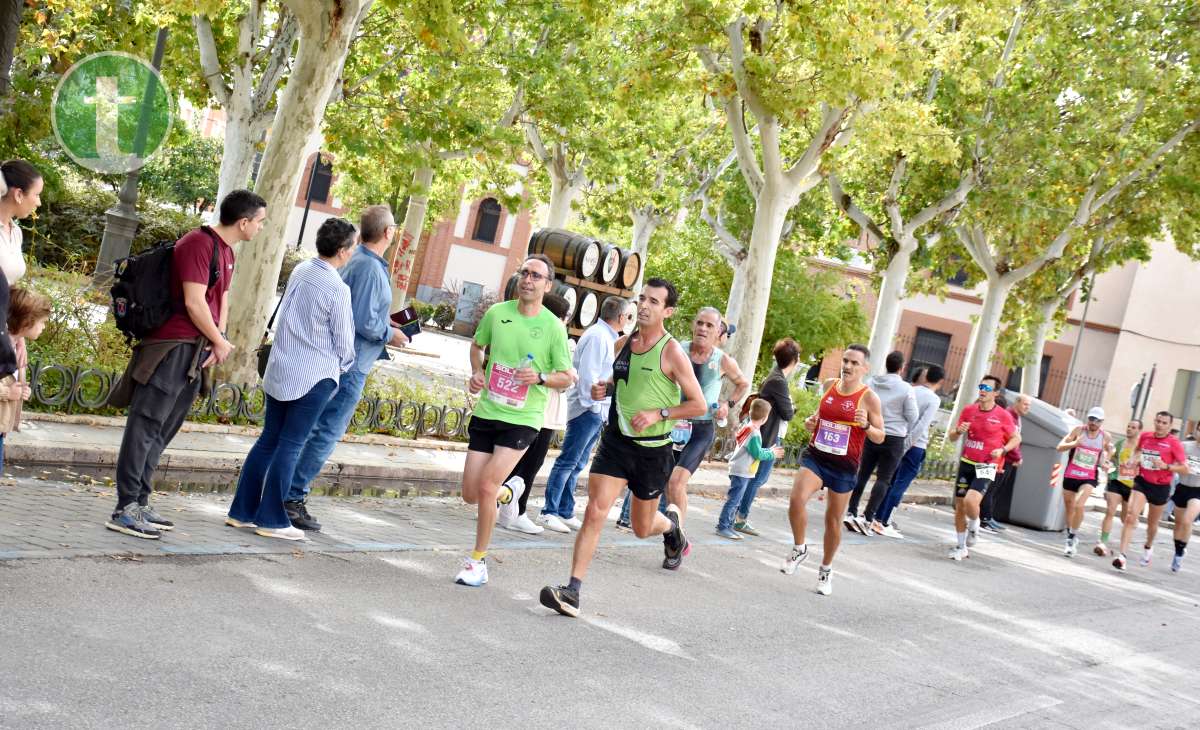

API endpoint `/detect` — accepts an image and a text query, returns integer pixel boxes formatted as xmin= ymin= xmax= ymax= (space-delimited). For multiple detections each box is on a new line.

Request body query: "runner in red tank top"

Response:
xmin=781 ymin=344 xmax=884 ymax=596
xmin=946 ymin=375 xmax=1020 ymax=560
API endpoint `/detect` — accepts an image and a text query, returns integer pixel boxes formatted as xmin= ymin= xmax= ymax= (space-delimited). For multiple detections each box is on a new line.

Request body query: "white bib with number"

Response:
xmin=974 ymin=463 xmax=997 ymax=481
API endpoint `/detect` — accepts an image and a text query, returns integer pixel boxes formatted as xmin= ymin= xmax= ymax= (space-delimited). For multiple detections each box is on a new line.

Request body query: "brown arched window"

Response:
xmin=473 ymin=198 xmax=501 ymax=244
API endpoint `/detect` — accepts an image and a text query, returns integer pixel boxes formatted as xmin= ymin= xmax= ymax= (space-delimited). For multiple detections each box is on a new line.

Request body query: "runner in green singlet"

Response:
xmin=539 ymin=278 xmax=706 ymax=617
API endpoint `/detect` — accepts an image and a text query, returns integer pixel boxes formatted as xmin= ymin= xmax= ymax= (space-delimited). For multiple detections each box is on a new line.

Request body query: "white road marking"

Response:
xmin=369 ymin=613 xmax=427 ymax=633
xmin=584 ymin=617 xmax=692 ymax=660
xmin=378 ymin=555 xmax=438 ymax=577
xmin=918 ymin=693 xmax=1061 ymax=730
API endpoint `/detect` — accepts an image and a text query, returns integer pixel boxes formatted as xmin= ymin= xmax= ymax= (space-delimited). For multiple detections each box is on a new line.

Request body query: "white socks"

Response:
xmin=957 ymin=531 xmax=968 ymax=549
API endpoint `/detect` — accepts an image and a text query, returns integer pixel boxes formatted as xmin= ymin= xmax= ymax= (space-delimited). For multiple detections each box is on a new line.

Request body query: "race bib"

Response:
xmin=670 ymin=420 xmax=693 ymax=445
xmin=1071 ymin=449 xmax=1098 ymax=469
xmin=487 ymin=363 xmax=530 ymax=408
xmin=813 ymin=419 xmax=850 ymax=456
xmin=974 ymin=463 xmax=997 ymax=481
xmin=1118 ymin=461 xmax=1137 ymax=479
xmin=1141 ymin=449 xmax=1160 ymax=471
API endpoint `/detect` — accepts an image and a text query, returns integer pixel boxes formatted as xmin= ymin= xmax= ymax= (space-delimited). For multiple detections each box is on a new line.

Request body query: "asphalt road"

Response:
xmin=2 ymin=497 xmax=1199 ymax=730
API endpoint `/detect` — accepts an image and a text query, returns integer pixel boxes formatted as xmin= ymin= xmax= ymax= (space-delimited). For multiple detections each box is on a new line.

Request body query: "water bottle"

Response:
xmin=523 ymin=352 xmax=536 ymax=374
xmin=712 ymin=402 xmax=728 ymax=428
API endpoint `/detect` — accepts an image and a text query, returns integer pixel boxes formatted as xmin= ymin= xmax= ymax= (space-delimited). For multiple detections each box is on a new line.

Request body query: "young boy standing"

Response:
xmin=716 ymin=398 xmax=783 ymax=539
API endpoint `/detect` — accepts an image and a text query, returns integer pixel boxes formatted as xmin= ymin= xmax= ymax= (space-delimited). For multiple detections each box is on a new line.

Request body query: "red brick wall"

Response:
xmin=410 ymin=194 xmax=535 ymax=299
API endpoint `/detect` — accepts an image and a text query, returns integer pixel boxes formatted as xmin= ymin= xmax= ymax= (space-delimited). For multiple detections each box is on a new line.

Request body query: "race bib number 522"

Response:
xmin=487 ymin=363 xmax=529 ymax=408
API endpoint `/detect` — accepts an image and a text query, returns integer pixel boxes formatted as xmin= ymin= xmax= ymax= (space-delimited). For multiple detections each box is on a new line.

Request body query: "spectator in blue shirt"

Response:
xmin=538 ymin=296 xmax=629 ymax=532
xmin=226 ymin=217 xmax=356 ymax=541
xmin=285 ymin=205 xmax=410 ymax=530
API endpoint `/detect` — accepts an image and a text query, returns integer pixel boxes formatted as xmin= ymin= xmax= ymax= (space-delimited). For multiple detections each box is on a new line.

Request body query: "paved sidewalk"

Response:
xmin=3 ymin=411 xmax=956 ymax=503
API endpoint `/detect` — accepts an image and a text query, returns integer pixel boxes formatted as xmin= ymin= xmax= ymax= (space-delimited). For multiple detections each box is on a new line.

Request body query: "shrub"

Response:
xmin=23 ymin=266 xmax=132 ymax=373
xmin=433 ymin=302 xmax=456 ymax=330
xmin=412 ymin=299 xmax=436 ymax=325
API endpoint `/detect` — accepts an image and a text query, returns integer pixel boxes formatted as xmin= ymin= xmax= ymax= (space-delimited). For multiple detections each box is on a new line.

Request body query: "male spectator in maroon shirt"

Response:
xmin=105 ymin=190 xmax=267 ymax=540
xmin=980 ymin=392 xmax=1031 ymax=532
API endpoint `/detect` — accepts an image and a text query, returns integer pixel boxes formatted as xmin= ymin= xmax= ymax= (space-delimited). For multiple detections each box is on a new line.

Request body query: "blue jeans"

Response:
xmin=736 ymin=457 xmax=773 ymax=522
xmin=229 ymin=379 xmax=337 ymax=529
xmin=541 ymin=410 xmax=603 ymax=518
xmin=717 ymin=475 xmax=752 ymax=531
xmin=286 ymin=369 xmax=368 ymax=503
xmin=877 ymin=446 xmax=926 ymax=525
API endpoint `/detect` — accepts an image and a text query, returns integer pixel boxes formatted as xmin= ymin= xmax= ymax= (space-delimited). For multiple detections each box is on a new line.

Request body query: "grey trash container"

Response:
xmin=1007 ymin=394 xmax=1078 ymax=531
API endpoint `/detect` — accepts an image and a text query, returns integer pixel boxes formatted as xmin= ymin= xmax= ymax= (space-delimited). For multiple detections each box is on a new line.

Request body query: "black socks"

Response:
xmin=1175 ymin=539 xmax=1187 ymax=558
xmin=568 ymin=576 xmax=582 ymax=593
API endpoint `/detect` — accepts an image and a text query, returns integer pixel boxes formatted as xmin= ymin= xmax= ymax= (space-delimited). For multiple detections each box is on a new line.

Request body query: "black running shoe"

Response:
xmin=539 ymin=585 xmax=580 ymax=617
xmin=662 ymin=505 xmax=688 ymax=570
xmin=285 ymin=501 xmax=322 ymax=531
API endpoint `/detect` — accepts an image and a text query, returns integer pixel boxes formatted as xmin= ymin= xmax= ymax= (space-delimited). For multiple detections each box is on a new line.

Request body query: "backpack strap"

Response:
xmin=198 ymin=226 xmax=222 ymax=290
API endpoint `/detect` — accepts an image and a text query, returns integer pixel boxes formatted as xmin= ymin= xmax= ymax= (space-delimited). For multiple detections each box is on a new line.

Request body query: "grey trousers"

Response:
xmin=113 ymin=344 xmax=201 ymax=512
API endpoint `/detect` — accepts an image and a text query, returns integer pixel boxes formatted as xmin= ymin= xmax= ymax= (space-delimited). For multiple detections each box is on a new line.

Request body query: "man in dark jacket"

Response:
xmin=732 ymin=338 xmax=799 ymax=535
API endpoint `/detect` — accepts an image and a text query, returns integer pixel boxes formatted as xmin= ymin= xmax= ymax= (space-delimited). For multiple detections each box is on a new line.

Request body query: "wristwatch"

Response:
xmin=659 ymin=408 xmax=671 ymax=420
xmin=537 ymin=372 xmax=547 ymax=385
xmin=726 ymin=399 xmax=736 ymax=410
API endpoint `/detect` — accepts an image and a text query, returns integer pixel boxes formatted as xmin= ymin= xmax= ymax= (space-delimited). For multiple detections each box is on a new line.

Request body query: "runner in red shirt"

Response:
xmin=946 ymin=375 xmax=1019 ymax=560
xmin=1113 ymin=410 xmax=1189 ymax=571
xmin=780 ymin=343 xmax=884 ymax=596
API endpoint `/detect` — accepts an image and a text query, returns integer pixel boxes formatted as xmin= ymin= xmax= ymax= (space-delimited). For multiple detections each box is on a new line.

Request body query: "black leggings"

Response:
xmin=848 ymin=435 xmax=906 ymax=522
xmin=506 ymin=427 xmax=556 ymax=516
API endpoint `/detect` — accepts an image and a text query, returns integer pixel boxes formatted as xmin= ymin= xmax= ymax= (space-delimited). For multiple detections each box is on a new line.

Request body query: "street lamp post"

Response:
xmin=93 ymin=26 xmax=168 ymax=287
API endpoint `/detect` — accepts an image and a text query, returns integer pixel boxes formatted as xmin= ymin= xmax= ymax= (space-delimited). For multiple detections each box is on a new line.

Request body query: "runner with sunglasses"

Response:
xmin=780 ymin=344 xmax=884 ymax=596
xmin=946 ymin=375 xmax=1020 ymax=560
xmin=1055 ymin=406 xmax=1113 ymax=557
xmin=456 ymin=254 xmax=574 ymax=587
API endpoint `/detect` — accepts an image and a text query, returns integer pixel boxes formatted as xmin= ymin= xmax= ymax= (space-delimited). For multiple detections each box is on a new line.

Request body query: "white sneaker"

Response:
xmin=1064 ymin=537 xmax=1077 ymax=558
xmin=538 ymin=514 xmax=571 ymax=533
xmin=948 ymin=546 xmax=969 ymax=561
xmin=815 ymin=567 xmax=833 ymax=596
xmin=497 ymin=476 xmax=525 ymax=526
xmin=966 ymin=529 xmax=978 ymax=548
xmin=879 ymin=523 xmax=904 ymax=539
xmin=781 ymin=545 xmax=808 ymax=575
xmin=455 ymin=557 xmax=488 ymax=587
xmin=1140 ymin=547 xmax=1153 ymax=567
xmin=254 ymin=526 xmax=307 ymax=541
xmin=1093 ymin=542 xmax=1109 ymax=557
xmin=562 ymin=516 xmax=583 ymax=530
xmin=506 ymin=513 xmax=544 ymax=534
xmin=853 ymin=515 xmax=869 ymax=535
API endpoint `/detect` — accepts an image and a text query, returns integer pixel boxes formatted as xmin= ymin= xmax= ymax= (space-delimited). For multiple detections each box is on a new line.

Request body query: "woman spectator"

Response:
xmin=226 ymin=218 xmax=357 ymax=541
xmin=0 ymin=160 xmax=42 ymax=381
xmin=731 ymin=337 xmax=799 ymax=536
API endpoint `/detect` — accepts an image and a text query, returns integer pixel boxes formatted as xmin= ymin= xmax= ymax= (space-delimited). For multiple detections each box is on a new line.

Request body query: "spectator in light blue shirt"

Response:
xmin=226 ymin=217 xmax=357 ymax=541
xmin=537 ymin=296 xmax=630 ymax=532
xmin=286 ymin=205 xmax=410 ymax=531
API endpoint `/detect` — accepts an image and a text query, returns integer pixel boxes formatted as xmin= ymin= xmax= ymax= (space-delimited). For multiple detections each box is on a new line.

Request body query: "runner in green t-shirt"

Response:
xmin=455 ymin=254 xmax=573 ymax=588
xmin=1094 ymin=418 xmax=1140 ymax=556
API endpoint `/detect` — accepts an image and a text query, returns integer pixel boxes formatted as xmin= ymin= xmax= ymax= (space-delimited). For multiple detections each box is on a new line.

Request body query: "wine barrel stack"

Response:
xmin=503 ymin=228 xmax=643 ymax=338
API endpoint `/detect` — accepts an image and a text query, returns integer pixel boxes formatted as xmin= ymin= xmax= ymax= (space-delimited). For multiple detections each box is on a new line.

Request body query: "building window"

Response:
xmin=907 ymin=328 xmax=952 ymax=380
xmin=473 ymin=198 xmax=501 ymax=244
xmin=1006 ymin=355 xmax=1051 ymax=397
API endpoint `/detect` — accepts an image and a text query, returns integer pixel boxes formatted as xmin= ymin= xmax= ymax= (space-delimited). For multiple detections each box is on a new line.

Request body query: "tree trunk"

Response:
xmin=214 ymin=104 xmax=262 ymax=209
xmin=951 ymin=275 xmax=1015 ymax=419
xmin=867 ymin=237 xmax=916 ymax=375
xmin=388 ymin=165 xmax=434 ymax=309
xmin=0 ymin=0 xmax=20 ymax=99
xmin=220 ymin=0 xmax=368 ymax=385
xmin=544 ymin=162 xmax=585 ymax=229
xmin=1021 ymin=298 xmax=1058 ymax=396
xmin=629 ymin=207 xmax=658 ymax=293
xmin=727 ymin=189 xmax=790 ymax=380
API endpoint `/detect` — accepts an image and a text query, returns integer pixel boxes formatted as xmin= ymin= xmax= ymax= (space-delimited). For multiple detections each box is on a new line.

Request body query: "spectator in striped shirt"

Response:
xmin=285 ymin=204 xmax=410 ymax=531
xmin=226 ymin=218 xmax=357 ymax=541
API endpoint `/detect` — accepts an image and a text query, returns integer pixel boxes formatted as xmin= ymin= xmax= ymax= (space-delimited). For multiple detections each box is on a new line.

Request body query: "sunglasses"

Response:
xmin=977 ymin=384 xmax=994 ymax=393
xmin=517 ymin=269 xmax=547 ymax=282
xmin=1087 ymin=416 xmax=1101 ymax=422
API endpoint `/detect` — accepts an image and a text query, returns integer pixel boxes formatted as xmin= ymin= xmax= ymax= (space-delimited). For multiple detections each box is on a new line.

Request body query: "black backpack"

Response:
xmin=110 ymin=227 xmax=221 ymax=343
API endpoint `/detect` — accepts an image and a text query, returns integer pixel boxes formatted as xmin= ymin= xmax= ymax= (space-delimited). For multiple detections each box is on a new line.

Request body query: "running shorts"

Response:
xmin=1062 ymin=476 xmax=1098 ymax=493
xmin=673 ymin=420 xmax=716 ymax=474
xmin=1171 ymin=484 xmax=1200 ymax=510
xmin=467 ymin=416 xmax=538 ymax=453
xmin=1106 ymin=482 xmax=1132 ymax=502
xmin=1133 ymin=476 xmax=1171 ymax=507
xmin=954 ymin=460 xmax=994 ymax=499
xmin=800 ymin=452 xmax=857 ymax=494
xmin=590 ymin=429 xmax=675 ymax=501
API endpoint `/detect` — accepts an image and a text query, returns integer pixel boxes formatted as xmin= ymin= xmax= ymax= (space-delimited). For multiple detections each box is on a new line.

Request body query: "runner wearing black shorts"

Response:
xmin=1055 ymin=407 xmax=1113 ymax=557
xmin=539 ymin=278 xmax=706 ymax=617
xmin=1170 ymin=432 xmax=1200 ymax=572
xmin=1114 ymin=411 xmax=1189 ymax=571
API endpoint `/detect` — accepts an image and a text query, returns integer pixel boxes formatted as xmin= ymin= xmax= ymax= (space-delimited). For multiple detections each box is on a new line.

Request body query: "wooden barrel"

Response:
xmin=551 ymin=280 xmax=578 ymax=321
xmin=503 ymin=273 xmax=519 ymax=300
xmin=597 ymin=244 xmax=621 ymax=285
xmin=575 ymin=289 xmax=599 ymax=328
xmin=618 ymin=248 xmax=642 ymax=290
xmin=529 ymin=228 xmax=601 ymax=280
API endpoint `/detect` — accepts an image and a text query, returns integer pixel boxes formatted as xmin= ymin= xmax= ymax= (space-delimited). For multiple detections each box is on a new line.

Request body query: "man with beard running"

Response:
xmin=1055 ymin=406 xmax=1114 ymax=557
xmin=780 ymin=344 xmax=885 ymax=596
xmin=1113 ymin=411 xmax=1188 ymax=571
xmin=539 ymin=279 xmax=705 ymax=617
xmin=946 ymin=375 xmax=1020 ymax=561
